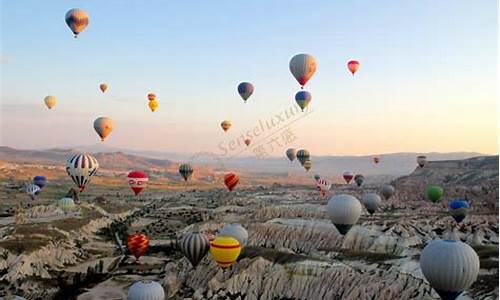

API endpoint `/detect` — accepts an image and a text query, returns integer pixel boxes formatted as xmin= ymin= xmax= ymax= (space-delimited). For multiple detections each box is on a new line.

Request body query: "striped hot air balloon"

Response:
xmin=316 ymin=178 xmax=331 ymax=197
xmin=179 ymin=164 xmax=194 ymax=181
xmin=127 ymin=171 xmax=148 ymax=196
xmin=296 ymin=149 xmax=310 ymax=166
xmin=26 ymin=184 xmax=41 ymax=200
xmin=179 ymin=232 xmax=210 ymax=268
xmin=57 ymin=197 xmax=76 ymax=213
xmin=127 ymin=233 xmax=149 ymax=260
xmin=210 ymin=236 xmax=241 ymax=268
xmin=224 ymin=172 xmax=239 ymax=191
xmin=66 ymin=154 xmax=99 ymax=192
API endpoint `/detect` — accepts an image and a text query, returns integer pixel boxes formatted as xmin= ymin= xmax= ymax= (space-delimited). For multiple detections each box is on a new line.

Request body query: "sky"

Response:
xmin=1 ymin=1 xmax=498 ymax=157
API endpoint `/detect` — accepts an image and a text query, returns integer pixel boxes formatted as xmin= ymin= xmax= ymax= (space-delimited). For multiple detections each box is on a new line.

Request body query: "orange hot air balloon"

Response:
xmin=244 ymin=139 xmax=251 ymax=146
xmin=127 ymin=233 xmax=149 ymax=260
xmin=99 ymin=83 xmax=108 ymax=93
xmin=347 ymin=60 xmax=360 ymax=75
xmin=224 ymin=172 xmax=239 ymax=191
xmin=147 ymin=93 xmax=156 ymax=101
xmin=221 ymin=120 xmax=231 ymax=132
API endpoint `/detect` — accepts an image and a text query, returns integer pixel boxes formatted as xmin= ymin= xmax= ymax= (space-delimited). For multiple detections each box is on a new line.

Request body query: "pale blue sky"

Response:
xmin=1 ymin=1 xmax=498 ymax=156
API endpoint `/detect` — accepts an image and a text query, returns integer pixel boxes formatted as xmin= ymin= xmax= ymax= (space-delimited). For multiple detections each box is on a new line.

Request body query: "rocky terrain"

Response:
xmin=0 ymin=156 xmax=497 ymax=299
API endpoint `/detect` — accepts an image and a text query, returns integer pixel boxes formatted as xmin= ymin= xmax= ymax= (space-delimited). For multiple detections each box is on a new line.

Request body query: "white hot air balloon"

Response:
xmin=420 ymin=240 xmax=479 ymax=300
xmin=57 ymin=197 xmax=76 ymax=213
xmin=66 ymin=154 xmax=99 ymax=192
xmin=127 ymin=280 xmax=165 ymax=300
xmin=326 ymin=194 xmax=362 ymax=235
xmin=362 ymin=193 xmax=382 ymax=215
xmin=289 ymin=53 xmax=317 ymax=88
xmin=218 ymin=223 xmax=248 ymax=247
xmin=381 ymin=184 xmax=395 ymax=200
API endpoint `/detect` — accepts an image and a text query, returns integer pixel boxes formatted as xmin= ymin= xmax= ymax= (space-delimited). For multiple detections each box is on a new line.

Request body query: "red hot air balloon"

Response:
xmin=224 ymin=172 xmax=239 ymax=191
xmin=127 ymin=233 xmax=149 ymax=260
xmin=127 ymin=171 xmax=148 ymax=196
xmin=347 ymin=60 xmax=360 ymax=75
xmin=343 ymin=172 xmax=354 ymax=184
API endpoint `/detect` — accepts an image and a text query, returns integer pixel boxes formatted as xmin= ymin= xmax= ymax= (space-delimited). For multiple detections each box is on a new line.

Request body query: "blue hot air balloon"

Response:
xmin=33 ymin=176 xmax=47 ymax=188
xmin=237 ymin=82 xmax=254 ymax=103
xmin=295 ymin=91 xmax=312 ymax=111
xmin=449 ymin=199 xmax=470 ymax=224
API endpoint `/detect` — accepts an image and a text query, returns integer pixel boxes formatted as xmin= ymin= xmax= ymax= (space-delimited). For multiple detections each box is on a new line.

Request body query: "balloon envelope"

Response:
xmin=326 ymin=194 xmax=362 ymax=235
xmin=128 ymin=171 xmax=148 ymax=196
xmin=128 ymin=280 xmax=165 ymax=300
xmin=237 ymin=82 xmax=254 ymax=102
xmin=65 ymin=8 xmax=89 ymax=37
xmin=295 ymin=90 xmax=312 ymax=111
xmin=179 ymin=232 xmax=210 ymax=268
xmin=417 ymin=155 xmax=427 ymax=167
xmin=224 ymin=172 xmax=239 ymax=191
xmin=221 ymin=120 xmax=231 ymax=132
xmin=127 ymin=233 xmax=149 ymax=260
xmin=316 ymin=177 xmax=331 ymax=197
xmin=26 ymin=184 xmax=41 ymax=200
xmin=343 ymin=172 xmax=354 ymax=184
xmin=57 ymin=197 xmax=76 ymax=213
xmin=303 ymin=160 xmax=312 ymax=171
xmin=179 ymin=163 xmax=194 ymax=181
xmin=66 ymin=154 xmax=99 ymax=192
xmin=296 ymin=149 xmax=310 ymax=166
xmin=33 ymin=175 xmax=47 ymax=188
xmin=286 ymin=148 xmax=297 ymax=162
xmin=347 ymin=60 xmax=360 ymax=75
xmin=244 ymin=139 xmax=251 ymax=146
xmin=426 ymin=185 xmax=444 ymax=203
xmin=218 ymin=223 xmax=248 ymax=247
xmin=99 ymin=83 xmax=107 ymax=93
xmin=93 ymin=117 xmax=113 ymax=141
xmin=210 ymin=236 xmax=241 ymax=268
xmin=362 ymin=193 xmax=381 ymax=215
xmin=449 ymin=199 xmax=470 ymax=223
xmin=289 ymin=53 xmax=317 ymax=88
xmin=44 ymin=95 xmax=57 ymax=109
xmin=381 ymin=184 xmax=395 ymax=200
xmin=148 ymin=99 xmax=159 ymax=112
xmin=354 ymin=174 xmax=364 ymax=187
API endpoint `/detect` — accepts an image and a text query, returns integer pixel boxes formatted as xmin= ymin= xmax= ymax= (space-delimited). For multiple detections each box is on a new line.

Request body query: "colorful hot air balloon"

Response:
xmin=65 ymin=8 xmax=89 ymax=38
xmin=303 ymin=160 xmax=312 ymax=171
xmin=128 ymin=280 xmax=165 ymax=300
xmin=237 ymin=82 xmax=254 ymax=103
xmin=289 ymin=53 xmax=317 ymax=88
xmin=381 ymin=184 xmax=395 ymax=200
xmin=295 ymin=90 xmax=312 ymax=112
xmin=127 ymin=233 xmax=149 ymax=260
xmin=342 ymin=172 xmax=354 ymax=184
xmin=420 ymin=240 xmax=479 ymax=300
xmin=362 ymin=193 xmax=381 ymax=215
xmin=326 ymin=194 xmax=362 ymax=235
xmin=347 ymin=60 xmax=360 ymax=75
xmin=218 ymin=223 xmax=248 ymax=247
xmin=66 ymin=154 xmax=99 ymax=192
xmin=296 ymin=149 xmax=310 ymax=166
xmin=417 ymin=155 xmax=427 ymax=168
xmin=221 ymin=120 xmax=232 ymax=132
xmin=224 ymin=172 xmax=239 ymax=191
xmin=210 ymin=236 xmax=241 ymax=268
xmin=127 ymin=171 xmax=148 ymax=196
xmin=99 ymin=83 xmax=107 ymax=93
xmin=57 ymin=197 xmax=76 ymax=213
xmin=44 ymin=95 xmax=57 ymax=109
xmin=354 ymin=174 xmax=365 ymax=187
xmin=179 ymin=163 xmax=194 ymax=181
xmin=33 ymin=176 xmax=47 ymax=188
xmin=148 ymin=100 xmax=159 ymax=112
xmin=373 ymin=157 xmax=380 ymax=164
xmin=449 ymin=199 xmax=470 ymax=224
xmin=93 ymin=117 xmax=113 ymax=141
xmin=286 ymin=148 xmax=297 ymax=162
xmin=244 ymin=139 xmax=251 ymax=146
xmin=147 ymin=93 xmax=156 ymax=101
xmin=179 ymin=232 xmax=210 ymax=268
xmin=316 ymin=177 xmax=331 ymax=197
xmin=426 ymin=185 xmax=444 ymax=203
xmin=26 ymin=184 xmax=41 ymax=200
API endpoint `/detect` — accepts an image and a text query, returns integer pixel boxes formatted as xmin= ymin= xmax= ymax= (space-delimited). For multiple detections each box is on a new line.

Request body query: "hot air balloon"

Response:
xmin=244 ymin=139 xmax=251 ymax=146
xmin=210 ymin=236 xmax=241 ymax=268
xmin=449 ymin=199 xmax=470 ymax=224
xmin=127 ymin=233 xmax=149 ymax=260
xmin=316 ymin=178 xmax=331 ymax=197
xmin=295 ymin=90 xmax=312 ymax=112
xmin=218 ymin=223 xmax=248 ymax=247
xmin=286 ymin=148 xmax=297 ymax=162
xmin=93 ymin=117 xmax=113 ymax=141
xmin=362 ymin=193 xmax=381 ymax=215
xmin=303 ymin=160 xmax=312 ymax=171
xmin=417 ymin=155 xmax=427 ymax=168
xmin=326 ymin=194 xmax=362 ymax=235
xmin=57 ymin=197 xmax=76 ymax=213
xmin=314 ymin=174 xmax=321 ymax=181
xmin=148 ymin=100 xmax=159 ymax=112
xmin=44 ymin=95 xmax=57 ymax=109
xmin=179 ymin=232 xmax=210 ymax=268
xmin=296 ymin=149 xmax=310 ymax=166
xmin=128 ymin=171 xmax=148 ymax=196
xmin=347 ymin=60 xmax=360 ymax=75
xmin=33 ymin=176 xmax=47 ymax=188
xmin=373 ymin=157 xmax=380 ymax=164
xmin=128 ymin=280 xmax=165 ymax=300
xmin=342 ymin=172 xmax=354 ymax=184
xmin=420 ymin=240 xmax=479 ymax=300
xmin=65 ymin=9 xmax=89 ymax=38
xmin=66 ymin=154 xmax=99 ymax=192
xmin=354 ymin=174 xmax=365 ymax=187
xmin=427 ymin=185 xmax=444 ymax=203
xmin=237 ymin=82 xmax=254 ymax=103
xmin=224 ymin=172 xmax=239 ymax=191
xmin=99 ymin=83 xmax=107 ymax=93
xmin=381 ymin=184 xmax=395 ymax=200
xmin=26 ymin=184 xmax=41 ymax=200
xmin=147 ymin=93 xmax=156 ymax=101
xmin=289 ymin=53 xmax=317 ymax=88
xmin=179 ymin=164 xmax=193 ymax=181
xmin=221 ymin=120 xmax=232 ymax=132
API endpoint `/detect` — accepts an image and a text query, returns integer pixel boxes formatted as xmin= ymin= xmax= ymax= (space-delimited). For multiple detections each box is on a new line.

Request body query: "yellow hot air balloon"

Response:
xmin=221 ymin=120 xmax=232 ymax=132
xmin=303 ymin=160 xmax=312 ymax=171
xmin=93 ymin=117 xmax=113 ymax=141
xmin=44 ymin=95 xmax=57 ymax=109
xmin=148 ymin=99 xmax=159 ymax=112
xmin=210 ymin=236 xmax=241 ymax=268
xmin=99 ymin=83 xmax=108 ymax=93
